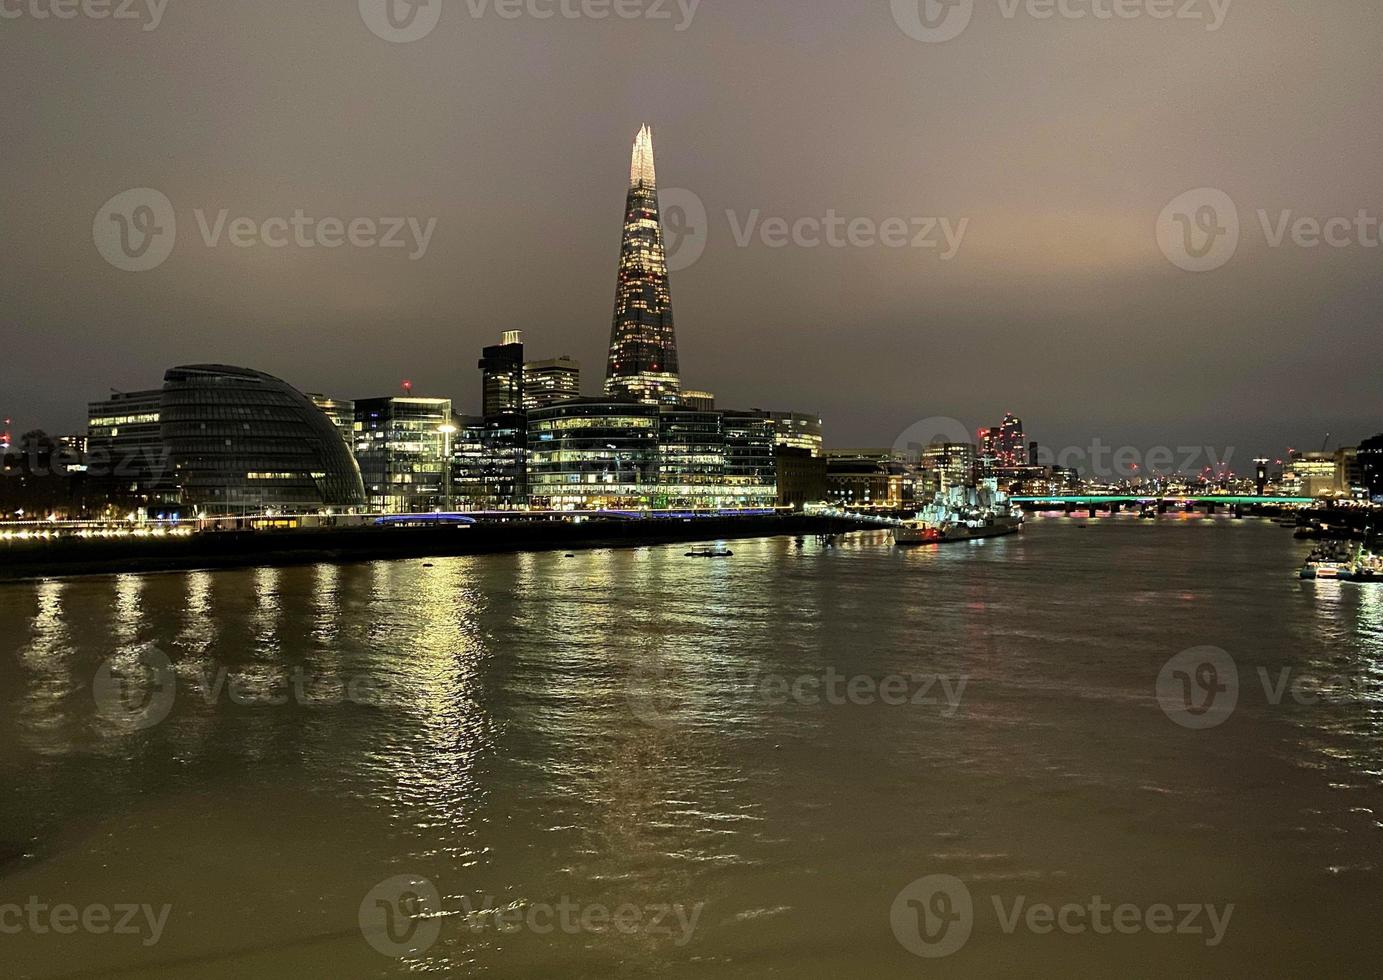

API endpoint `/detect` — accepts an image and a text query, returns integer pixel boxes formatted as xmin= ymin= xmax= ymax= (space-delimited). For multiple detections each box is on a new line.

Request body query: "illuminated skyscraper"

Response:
xmin=524 ymin=356 xmax=581 ymax=410
xmin=605 ymin=125 xmax=681 ymax=405
xmin=479 ymin=331 xmax=525 ymax=417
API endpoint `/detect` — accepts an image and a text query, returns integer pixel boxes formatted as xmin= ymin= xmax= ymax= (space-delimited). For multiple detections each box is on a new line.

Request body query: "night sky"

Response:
xmin=4 ymin=0 xmax=1380 ymax=465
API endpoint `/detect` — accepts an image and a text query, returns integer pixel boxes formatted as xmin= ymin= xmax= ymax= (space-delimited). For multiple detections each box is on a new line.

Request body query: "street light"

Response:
xmin=438 ymin=423 xmax=459 ymax=512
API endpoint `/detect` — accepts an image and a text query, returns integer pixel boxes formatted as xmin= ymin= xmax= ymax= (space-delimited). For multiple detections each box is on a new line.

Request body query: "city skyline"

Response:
xmin=4 ymin=2 xmax=1381 ymax=456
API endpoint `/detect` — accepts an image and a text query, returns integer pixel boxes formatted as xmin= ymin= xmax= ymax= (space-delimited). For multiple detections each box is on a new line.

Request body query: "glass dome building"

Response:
xmin=161 ymin=365 xmax=366 ymax=515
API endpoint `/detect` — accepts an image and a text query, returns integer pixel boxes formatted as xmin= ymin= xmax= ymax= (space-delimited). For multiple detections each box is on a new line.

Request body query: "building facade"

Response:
xmin=161 ymin=365 xmax=366 ymax=516
xmin=920 ymin=442 xmax=978 ymax=493
xmin=1360 ymin=434 xmax=1383 ymax=501
xmin=764 ymin=411 xmax=824 ymax=457
xmin=523 ymin=356 xmax=581 ymax=410
xmin=527 ymin=399 xmax=660 ymax=509
xmin=86 ymin=388 xmax=173 ymax=510
xmin=1288 ymin=451 xmax=1344 ymax=498
xmin=479 ymin=331 xmax=526 ymax=417
xmin=354 ymin=396 xmax=453 ymax=513
xmin=308 ymin=394 xmax=356 ymax=447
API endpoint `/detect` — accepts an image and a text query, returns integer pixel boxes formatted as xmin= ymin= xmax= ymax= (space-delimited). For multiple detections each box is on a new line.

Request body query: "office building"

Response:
xmin=527 ymin=399 xmax=660 ymax=509
xmin=354 ymin=395 xmax=454 ymax=513
xmin=86 ymin=388 xmax=175 ymax=512
xmin=920 ymin=442 xmax=977 ymax=493
xmin=161 ymin=365 xmax=366 ymax=516
xmin=764 ymin=411 xmax=824 ymax=457
xmin=480 ymin=331 xmax=525 ymax=417
xmin=1287 ymin=451 xmax=1343 ymax=499
xmin=680 ymin=390 xmax=716 ymax=412
xmin=523 ymin=356 xmax=581 ymax=410
xmin=308 ymin=394 xmax=356 ymax=447
xmin=1360 ymin=434 xmax=1383 ymax=501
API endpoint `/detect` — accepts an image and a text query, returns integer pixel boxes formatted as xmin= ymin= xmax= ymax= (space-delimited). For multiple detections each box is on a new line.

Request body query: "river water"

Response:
xmin=2 ymin=517 xmax=1381 ymax=977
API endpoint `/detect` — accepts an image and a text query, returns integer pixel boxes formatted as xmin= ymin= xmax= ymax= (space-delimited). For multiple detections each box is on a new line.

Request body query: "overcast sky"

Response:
xmin=3 ymin=0 xmax=1380 ymax=464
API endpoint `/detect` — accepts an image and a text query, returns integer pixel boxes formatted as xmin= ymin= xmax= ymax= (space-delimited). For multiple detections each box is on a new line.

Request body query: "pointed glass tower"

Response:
xmin=604 ymin=125 xmax=681 ymax=405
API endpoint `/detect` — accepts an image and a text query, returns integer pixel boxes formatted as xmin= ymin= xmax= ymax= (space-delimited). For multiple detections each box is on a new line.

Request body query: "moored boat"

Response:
xmin=894 ymin=479 xmax=1023 ymax=546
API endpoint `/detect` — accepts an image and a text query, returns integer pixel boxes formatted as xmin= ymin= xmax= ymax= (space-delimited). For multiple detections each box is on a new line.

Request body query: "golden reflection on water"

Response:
xmin=16 ymin=580 xmax=72 ymax=751
xmin=112 ymin=573 xmax=145 ymax=649
xmin=312 ymin=563 xmax=341 ymax=647
xmin=251 ymin=566 xmax=282 ymax=658
xmin=178 ymin=570 xmax=215 ymax=653
xmin=373 ymin=559 xmax=497 ymax=850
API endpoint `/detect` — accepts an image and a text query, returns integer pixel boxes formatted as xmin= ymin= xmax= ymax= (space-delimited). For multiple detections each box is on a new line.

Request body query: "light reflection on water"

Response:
xmin=0 ymin=521 xmax=1382 ymax=976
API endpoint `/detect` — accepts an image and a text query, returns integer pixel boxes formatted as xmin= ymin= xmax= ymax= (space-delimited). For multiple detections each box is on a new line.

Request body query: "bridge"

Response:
xmin=1010 ymin=495 xmax=1314 ymax=515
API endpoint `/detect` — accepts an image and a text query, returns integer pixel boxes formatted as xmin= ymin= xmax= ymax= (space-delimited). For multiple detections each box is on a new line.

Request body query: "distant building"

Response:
xmin=86 ymin=388 xmax=175 ymax=513
xmin=308 ymin=394 xmax=356 ymax=448
xmin=825 ymin=454 xmax=908 ymax=510
xmin=680 ymin=390 xmax=717 ymax=412
xmin=919 ymin=442 xmax=977 ymax=493
xmin=1337 ymin=446 xmax=1364 ymax=497
xmin=1360 ymin=434 xmax=1383 ymax=501
xmin=354 ymin=396 xmax=453 ymax=513
xmin=479 ymin=331 xmax=525 ymax=417
xmin=161 ymin=365 xmax=366 ymax=516
xmin=1288 ymin=451 xmax=1343 ymax=499
xmin=763 ymin=411 xmax=823 ymax=457
xmin=775 ymin=446 xmax=827 ymax=510
xmin=523 ymin=356 xmax=581 ymax=410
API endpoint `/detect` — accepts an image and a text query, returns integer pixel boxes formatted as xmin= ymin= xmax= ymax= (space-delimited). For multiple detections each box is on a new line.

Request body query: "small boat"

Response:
xmin=1300 ymin=542 xmax=1355 ymax=580
xmin=686 ymin=549 xmax=733 ymax=558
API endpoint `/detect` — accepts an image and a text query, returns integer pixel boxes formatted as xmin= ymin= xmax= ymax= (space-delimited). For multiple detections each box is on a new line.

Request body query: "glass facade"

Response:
xmin=657 ymin=410 xmax=727 ymax=506
xmin=161 ymin=365 xmax=366 ymax=516
xmin=523 ymin=357 xmax=581 ymax=410
xmin=722 ymin=411 xmax=778 ymax=507
xmin=86 ymin=388 xmax=175 ymax=510
xmin=307 ymin=394 xmax=356 ymax=447
xmin=605 ymin=126 xmax=681 ymax=405
xmin=353 ymin=396 xmax=453 ymax=514
xmin=526 ymin=401 xmax=777 ymax=510
xmin=920 ymin=442 xmax=978 ymax=493
xmin=527 ymin=400 xmax=660 ymax=509
xmin=764 ymin=411 xmax=824 ymax=457
xmin=480 ymin=334 xmax=525 ymax=417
